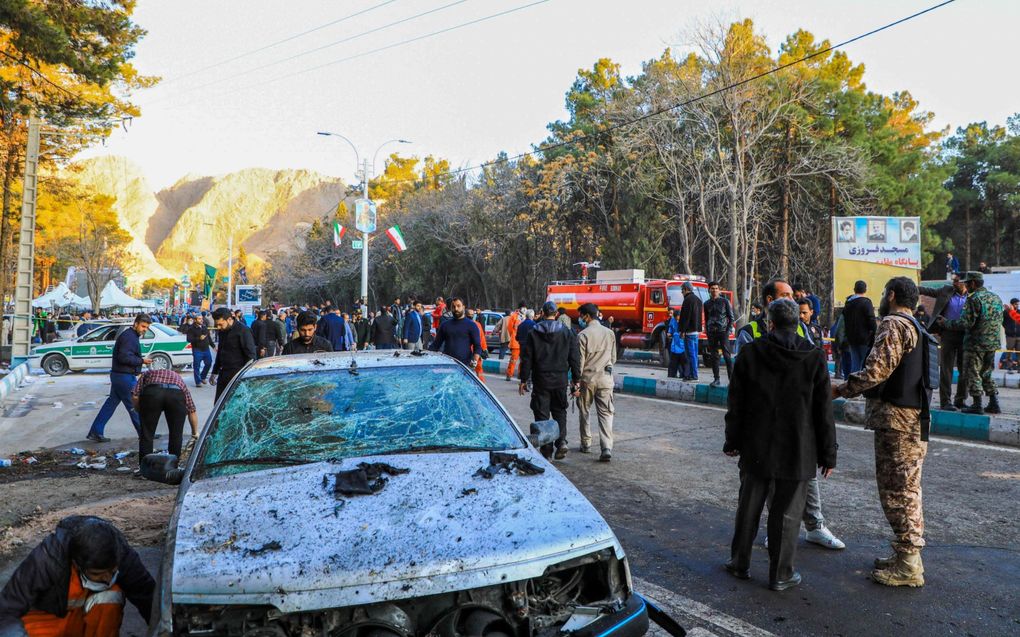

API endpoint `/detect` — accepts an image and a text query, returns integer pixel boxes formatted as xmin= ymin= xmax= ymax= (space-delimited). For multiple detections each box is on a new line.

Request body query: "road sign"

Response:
xmin=351 ymin=240 xmax=363 ymax=249
xmin=355 ymin=198 xmax=377 ymax=233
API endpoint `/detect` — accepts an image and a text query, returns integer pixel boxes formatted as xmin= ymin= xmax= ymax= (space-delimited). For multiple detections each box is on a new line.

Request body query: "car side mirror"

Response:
xmin=140 ymin=453 xmax=184 ymax=485
xmin=528 ymin=420 xmax=558 ymax=448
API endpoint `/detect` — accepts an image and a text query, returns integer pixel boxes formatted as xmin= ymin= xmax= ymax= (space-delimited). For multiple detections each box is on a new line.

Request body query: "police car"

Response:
xmin=30 ymin=322 xmax=193 ymax=376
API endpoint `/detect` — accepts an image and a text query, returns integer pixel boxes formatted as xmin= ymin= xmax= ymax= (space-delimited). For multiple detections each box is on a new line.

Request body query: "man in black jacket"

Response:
xmin=724 ymin=299 xmax=837 ymax=591
xmin=210 ymin=307 xmax=256 ymax=400
xmin=86 ymin=315 xmax=152 ymax=443
xmin=282 ymin=311 xmax=333 ymax=355
xmin=675 ymin=282 xmax=703 ymax=381
xmin=520 ymin=302 xmax=581 ymax=460
xmin=370 ymin=307 xmax=399 ymax=350
xmin=187 ymin=315 xmax=214 ymax=387
xmin=919 ymin=274 xmax=968 ymax=409
xmin=703 ymin=281 xmax=734 ymax=387
xmin=0 ymin=516 xmax=154 ymax=637
xmin=844 ymin=280 xmax=876 ymax=373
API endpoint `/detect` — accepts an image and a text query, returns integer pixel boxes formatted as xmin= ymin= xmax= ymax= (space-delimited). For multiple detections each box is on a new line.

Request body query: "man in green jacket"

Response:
xmin=939 ymin=271 xmax=1003 ymax=414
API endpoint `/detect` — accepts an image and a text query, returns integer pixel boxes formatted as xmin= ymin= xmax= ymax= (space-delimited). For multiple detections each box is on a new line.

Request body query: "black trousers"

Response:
xmin=706 ymin=331 xmax=733 ymax=380
xmin=939 ymin=329 xmax=965 ymax=405
xmin=214 ymin=367 xmax=243 ymax=401
xmin=530 ymin=384 xmax=569 ymax=448
xmin=667 ymin=352 xmax=685 ymax=378
xmin=139 ymin=386 xmax=187 ymax=458
xmin=730 ymin=470 xmax=808 ymax=583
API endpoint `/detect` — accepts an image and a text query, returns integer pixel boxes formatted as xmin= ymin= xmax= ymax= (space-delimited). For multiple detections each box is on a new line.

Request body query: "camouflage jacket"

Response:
xmin=943 ymin=287 xmax=1003 ymax=351
xmin=837 ymin=313 xmax=921 ymax=434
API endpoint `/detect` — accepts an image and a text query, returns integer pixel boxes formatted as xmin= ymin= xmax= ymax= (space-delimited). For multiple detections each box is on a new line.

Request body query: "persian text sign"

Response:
xmin=832 ymin=216 xmax=921 ymax=269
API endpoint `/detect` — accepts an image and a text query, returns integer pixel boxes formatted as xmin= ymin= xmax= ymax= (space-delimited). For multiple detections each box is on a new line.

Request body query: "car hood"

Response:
xmin=170 ymin=449 xmax=619 ymax=611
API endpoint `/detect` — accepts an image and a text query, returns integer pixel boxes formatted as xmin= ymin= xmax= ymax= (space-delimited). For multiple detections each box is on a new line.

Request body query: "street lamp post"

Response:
xmin=317 ymin=132 xmax=410 ymax=305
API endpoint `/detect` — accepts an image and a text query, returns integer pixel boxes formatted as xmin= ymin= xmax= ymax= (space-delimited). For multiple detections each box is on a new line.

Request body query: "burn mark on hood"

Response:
xmin=474 ymin=452 xmax=545 ymax=479
xmin=332 ymin=462 xmax=410 ymax=497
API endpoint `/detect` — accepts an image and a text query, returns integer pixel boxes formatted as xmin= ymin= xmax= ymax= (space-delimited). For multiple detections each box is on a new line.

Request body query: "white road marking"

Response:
xmin=634 ymin=576 xmax=776 ymax=637
xmin=617 ymin=393 xmax=1020 ymax=454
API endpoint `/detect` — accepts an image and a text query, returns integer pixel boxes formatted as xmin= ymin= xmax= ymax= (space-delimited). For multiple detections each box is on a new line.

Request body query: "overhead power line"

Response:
xmin=0 ymin=49 xmax=80 ymax=100
xmin=158 ymin=0 xmax=404 ymax=85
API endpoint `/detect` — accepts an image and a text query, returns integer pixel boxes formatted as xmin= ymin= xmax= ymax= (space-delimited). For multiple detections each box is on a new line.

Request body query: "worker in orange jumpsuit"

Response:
xmin=505 ymin=302 xmax=527 ymax=381
xmin=467 ymin=309 xmax=488 ymax=382
xmin=0 ymin=516 xmax=154 ymax=637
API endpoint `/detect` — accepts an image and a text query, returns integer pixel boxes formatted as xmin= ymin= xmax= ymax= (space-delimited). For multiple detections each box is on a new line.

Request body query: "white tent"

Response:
xmin=31 ymin=282 xmax=90 ymax=310
xmin=99 ymin=280 xmax=157 ymax=310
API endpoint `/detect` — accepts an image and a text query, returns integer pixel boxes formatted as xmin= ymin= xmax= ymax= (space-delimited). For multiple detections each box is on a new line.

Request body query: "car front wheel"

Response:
xmin=149 ymin=353 xmax=172 ymax=370
xmin=41 ymin=354 xmax=69 ymax=377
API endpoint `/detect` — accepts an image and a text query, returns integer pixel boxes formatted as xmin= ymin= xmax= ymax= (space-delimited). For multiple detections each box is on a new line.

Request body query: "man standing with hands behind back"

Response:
xmin=576 ymin=303 xmax=617 ymax=462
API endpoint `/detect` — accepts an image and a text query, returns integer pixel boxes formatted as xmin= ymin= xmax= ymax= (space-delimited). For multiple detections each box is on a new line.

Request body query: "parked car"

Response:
xmin=29 ymin=322 xmax=192 ymax=376
xmin=55 ymin=317 xmax=112 ymax=341
xmin=140 ymin=352 xmax=659 ymax=637
xmin=476 ymin=310 xmax=505 ymax=351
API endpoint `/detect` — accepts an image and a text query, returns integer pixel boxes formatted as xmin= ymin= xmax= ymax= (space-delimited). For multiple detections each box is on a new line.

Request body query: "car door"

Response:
xmin=70 ymin=326 xmax=121 ymax=370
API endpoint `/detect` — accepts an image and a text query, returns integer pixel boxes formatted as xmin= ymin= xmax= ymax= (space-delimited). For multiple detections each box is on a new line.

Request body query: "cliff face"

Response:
xmin=71 ymin=157 xmax=346 ymax=281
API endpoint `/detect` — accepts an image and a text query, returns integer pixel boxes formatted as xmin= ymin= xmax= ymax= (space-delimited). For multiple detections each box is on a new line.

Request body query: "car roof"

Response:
xmin=244 ymin=350 xmax=461 ymax=376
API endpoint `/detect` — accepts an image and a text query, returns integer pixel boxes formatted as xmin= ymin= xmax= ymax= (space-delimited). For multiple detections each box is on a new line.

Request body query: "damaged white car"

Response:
xmin=143 ymin=352 xmax=679 ymax=637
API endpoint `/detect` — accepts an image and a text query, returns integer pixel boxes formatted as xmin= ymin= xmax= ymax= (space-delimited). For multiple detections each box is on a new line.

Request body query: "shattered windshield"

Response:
xmin=197 ymin=364 xmax=523 ymax=478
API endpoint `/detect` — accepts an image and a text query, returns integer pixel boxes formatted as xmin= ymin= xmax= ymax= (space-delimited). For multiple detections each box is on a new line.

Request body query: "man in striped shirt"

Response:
xmin=131 ymin=369 xmax=199 ymax=460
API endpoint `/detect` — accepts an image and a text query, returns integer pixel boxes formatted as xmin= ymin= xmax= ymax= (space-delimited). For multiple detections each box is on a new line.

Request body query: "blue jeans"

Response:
xmin=193 ymin=349 xmax=213 ymax=384
xmin=849 ymin=344 xmax=870 ymax=374
xmin=89 ymin=372 xmax=141 ymax=436
xmin=682 ymin=335 xmax=700 ymax=379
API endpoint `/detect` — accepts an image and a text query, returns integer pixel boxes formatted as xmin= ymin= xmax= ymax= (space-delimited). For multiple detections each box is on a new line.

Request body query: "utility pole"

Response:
xmin=361 ymin=157 xmax=370 ymax=304
xmin=11 ymin=115 xmax=40 ymax=366
xmin=227 ymin=234 xmax=233 ymax=308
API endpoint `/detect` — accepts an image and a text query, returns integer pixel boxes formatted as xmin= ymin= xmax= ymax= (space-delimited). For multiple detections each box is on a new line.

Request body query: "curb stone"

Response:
xmin=0 ymin=363 xmax=29 ymax=404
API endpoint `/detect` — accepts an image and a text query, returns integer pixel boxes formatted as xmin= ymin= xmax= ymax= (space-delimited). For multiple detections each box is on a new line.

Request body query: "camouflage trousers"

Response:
xmin=961 ymin=349 xmax=998 ymax=398
xmin=874 ymin=429 xmax=927 ymax=554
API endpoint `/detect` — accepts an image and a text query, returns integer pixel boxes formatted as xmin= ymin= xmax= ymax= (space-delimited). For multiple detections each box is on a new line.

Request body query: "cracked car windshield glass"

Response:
xmin=198 ymin=365 xmax=522 ymax=477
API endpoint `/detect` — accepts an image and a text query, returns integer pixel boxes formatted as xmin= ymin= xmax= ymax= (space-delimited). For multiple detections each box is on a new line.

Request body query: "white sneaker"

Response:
xmin=805 ymin=526 xmax=845 ymax=550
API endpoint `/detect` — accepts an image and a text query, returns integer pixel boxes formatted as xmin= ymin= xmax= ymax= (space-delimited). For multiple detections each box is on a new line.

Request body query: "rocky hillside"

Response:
xmin=71 ymin=157 xmax=347 ymax=282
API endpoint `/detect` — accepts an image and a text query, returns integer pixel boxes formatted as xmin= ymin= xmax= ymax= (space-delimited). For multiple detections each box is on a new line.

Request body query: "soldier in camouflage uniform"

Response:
xmin=939 ymin=271 xmax=1003 ymax=414
xmin=834 ymin=277 xmax=926 ymax=587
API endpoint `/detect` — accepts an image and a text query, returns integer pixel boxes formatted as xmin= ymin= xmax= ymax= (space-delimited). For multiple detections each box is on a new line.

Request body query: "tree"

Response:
xmin=141 ymin=277 xmax=177 ymax=296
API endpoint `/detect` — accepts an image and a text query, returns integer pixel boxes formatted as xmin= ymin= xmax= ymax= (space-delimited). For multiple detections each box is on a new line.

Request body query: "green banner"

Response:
xmin=203 ymin=263 xmax=218 ymax=297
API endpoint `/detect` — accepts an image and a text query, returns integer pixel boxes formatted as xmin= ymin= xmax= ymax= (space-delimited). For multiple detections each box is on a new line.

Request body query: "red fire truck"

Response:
xmin=546 ymin=269 xmax=734 ymax=366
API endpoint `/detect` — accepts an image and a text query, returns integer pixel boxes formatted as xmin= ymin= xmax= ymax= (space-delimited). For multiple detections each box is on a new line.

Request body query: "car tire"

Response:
xmin=41 ymin=354 xmax=69 ymax=377
xmin=149 ymin=353 xmax=172 ymax=370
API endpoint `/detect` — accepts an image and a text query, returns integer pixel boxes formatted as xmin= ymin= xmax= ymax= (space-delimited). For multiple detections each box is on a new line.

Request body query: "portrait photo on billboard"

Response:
xmin=837 ymin=219 xmax=856 ymax=242
xmin=901 ymin=220 xmax=919 ymax=243
xmin=867 ymin=218 xmax=887 ymax=242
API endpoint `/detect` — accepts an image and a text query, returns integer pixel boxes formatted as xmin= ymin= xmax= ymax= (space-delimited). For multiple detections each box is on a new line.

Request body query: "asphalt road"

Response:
xmin=3 ymin=367 xmax=1020 ymax=635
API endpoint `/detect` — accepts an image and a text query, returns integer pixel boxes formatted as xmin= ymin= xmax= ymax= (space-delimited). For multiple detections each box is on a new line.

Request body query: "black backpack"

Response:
xmin=900 ymin=312 xmax=938 ymax=441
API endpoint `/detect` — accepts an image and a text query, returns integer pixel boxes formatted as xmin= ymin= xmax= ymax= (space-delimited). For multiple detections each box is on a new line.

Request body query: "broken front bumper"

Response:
xmin=569 ymin=594 xmax=649 ymax=637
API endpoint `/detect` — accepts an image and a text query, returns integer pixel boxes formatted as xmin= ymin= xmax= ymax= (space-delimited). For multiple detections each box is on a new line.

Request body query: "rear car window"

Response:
xmin=198 ymin=364 xmax=523 ymax=477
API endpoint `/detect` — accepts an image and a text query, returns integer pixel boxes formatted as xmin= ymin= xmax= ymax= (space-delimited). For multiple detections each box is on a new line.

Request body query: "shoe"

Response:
xmin=554 ymin=447 xmax=568 ymax=460
xmin=769 ymin=572 xmax=802 ymax=591
xmin=874 ymin=552 xmax=924 ymax=573
xmin=872 ymin=553 xmax=924 ymax=587
xmin=710 ymin=379 xmax=721 ymax=388
xmin=962 ymin=397 xmax=984 ymax=415
xmin=724 ymin=561 xmax=750 ymax=580
xmin=939 ymin=403 xmax=957 ymax=412
xmin=86 ymin=433 xmax=110 ymax=443
xmin=953 ymin=397 xmax=966 ymax=409
xmin=762 ymin=536 xmax=768 ymax=549
xmin=805 ymin=526 xmax=846 ymax=550
xmin=579 ymin=444 xmax=591 ymax=453
xmin=985 ymin=395 xmax=1001 ymax=414
xmin=154 ymin=433 xmax=163 ymax=439
xmin=599 ymin=451 xmax=612 ymax=462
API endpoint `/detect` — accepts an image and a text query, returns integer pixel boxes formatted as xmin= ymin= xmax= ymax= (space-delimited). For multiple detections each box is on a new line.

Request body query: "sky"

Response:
xmin=78 ymin=0 xmax=1020 ymax=190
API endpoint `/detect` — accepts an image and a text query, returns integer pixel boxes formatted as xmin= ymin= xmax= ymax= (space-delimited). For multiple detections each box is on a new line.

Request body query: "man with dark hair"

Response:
xmin=251 ymin=310 xmax=275 ymax=359
xmin=675 ymin=282 xmax=703 ymax=381
xmin=86 ymin=314 xmax=152 ymax=443
xmin=793 ymin=282 xmax=821 ymax=325
xmin=316 ymin=305 xmax=350 ymax=352
xmin=835 ymin=276 xmax=929 ymax=587
xmin=798 ymin=299 xmax=824 ymax=349
xmin=919 ymin=274 xmax=968 ymax=409
xmin=402 ymin=301 xmax=425 ymax=350
xmin=0 ymin=516 xmax=155 ymax=637
xmin=556 ymin=307 xmax=572 ymax=330
xmin=576 ymin=303 xmax=616 ymax=461
xmin=520 ymin=301 xmax=581 ymax=460
xmin=704 ymin=281 xmax=734 ymax=387
xmin=186 ymin=312 xmax=214 ymax=387
xmin=940 ymin=271 xmax=1004 ymax=414
xmin=370 ymin=306 xmax=398 ymax=350
xmin=430 ymin=297 xmax=481 ymax=366
xmin=725 ymin=299 xmax=837 ymax=591
xmin=282 ymin=312 xmax=333 ymax=355
xmin=844 ymin=280 xmax=876 ymax=373
xmin=210 ymin=307 xmax=256 ymax=400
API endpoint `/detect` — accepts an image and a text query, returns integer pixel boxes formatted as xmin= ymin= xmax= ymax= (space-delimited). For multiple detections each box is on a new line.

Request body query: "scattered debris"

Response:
xmin=331 ymin=462 xmax=409 ymax=497
xmin=114 ymin=451 xmax=133 ymax=461
xmin=460 ymin=488 xmax=478 ymax=497
xmin=474 ymin=451 xmax=545 ymax=479
xmin=68 ymin=448 xmax=86 ymax=455
xmin=52 ymin=401 xmax=63 ymax=409
xmin=76 ymin=456 xmax=108 ymax=470
xmin=245 ymin=540 xmax=283 ymax=556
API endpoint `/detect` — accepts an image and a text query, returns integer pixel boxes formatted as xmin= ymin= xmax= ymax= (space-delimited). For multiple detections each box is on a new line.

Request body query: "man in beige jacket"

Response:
xmin=577 ymin=303 xmax=617 ymax=461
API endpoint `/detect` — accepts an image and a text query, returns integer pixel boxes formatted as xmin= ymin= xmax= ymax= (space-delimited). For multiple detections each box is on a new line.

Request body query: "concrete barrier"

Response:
xmin=0 ymin=363 xmax=30 ymax=404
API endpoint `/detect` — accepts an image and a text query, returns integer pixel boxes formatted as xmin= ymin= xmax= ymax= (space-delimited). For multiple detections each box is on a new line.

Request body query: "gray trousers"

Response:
xmin=767 ymin=476 xmax=825 ymax=531
xmin=731 ymin=471 xmax=808 ymax=583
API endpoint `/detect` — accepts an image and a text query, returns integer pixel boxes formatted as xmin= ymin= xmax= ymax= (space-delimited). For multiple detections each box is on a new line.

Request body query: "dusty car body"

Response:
xmin=148 ymin=352 xmax=652 ymax=637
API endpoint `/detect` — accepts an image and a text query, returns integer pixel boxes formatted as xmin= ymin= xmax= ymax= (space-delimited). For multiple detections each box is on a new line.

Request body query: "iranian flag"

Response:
xmin=332 ymin=221 xmax=346 ymax=247
xmin=385 ymin=225 xmax=407 ymax=252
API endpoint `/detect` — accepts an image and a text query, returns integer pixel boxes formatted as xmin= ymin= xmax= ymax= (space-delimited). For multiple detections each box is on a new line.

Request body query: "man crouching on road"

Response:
xmin=724 ymin=299 xmax=837 ymax=592
xmin=0 ymin=516 xmax=155 ymax=637
xmin=834 ymin=276 xmax=929 ymax=587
